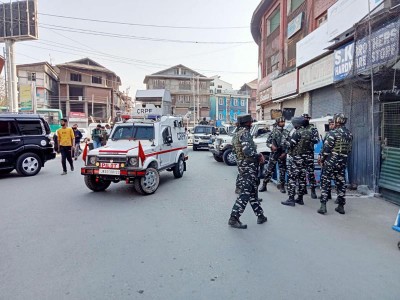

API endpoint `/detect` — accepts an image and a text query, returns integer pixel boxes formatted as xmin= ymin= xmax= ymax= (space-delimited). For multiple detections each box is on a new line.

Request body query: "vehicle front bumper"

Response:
xmin=81 ymin=166 xmax=146 ymax=179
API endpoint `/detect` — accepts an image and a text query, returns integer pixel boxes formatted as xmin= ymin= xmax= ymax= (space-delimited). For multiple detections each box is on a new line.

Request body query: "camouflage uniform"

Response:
xmin=232 ymin=130 xmax=243 ymax=194
xmin=303 ymin=123 xmax=320 ymax=198
xmin=281 ymin=117 xmax=313 ymax=206
xmin=259 ymin=124 xmax=289 ymax=192
xmin=229 ymin=120 xmax=266 ymax=228
xmin=318 ymin=121 xmax=353 ymax=214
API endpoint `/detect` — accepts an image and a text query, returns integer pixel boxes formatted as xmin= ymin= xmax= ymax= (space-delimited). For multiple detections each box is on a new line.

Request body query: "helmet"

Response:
xmin=291 ymin=116 xmax=305 ymax=128
xmin=237 ymin=114 xmax=252 ymax=125
xmin=334 ymin=113 xmax=347 ymax=124
xmin=302 ymin=113 xmax=311 ymax=119
xmin=275 ymin=116 xmax=285 ymax=124
xmin=303 ymin=118 xmax=310 ymax=127
xmin=328 ymin=118 xmax=334 ymax=124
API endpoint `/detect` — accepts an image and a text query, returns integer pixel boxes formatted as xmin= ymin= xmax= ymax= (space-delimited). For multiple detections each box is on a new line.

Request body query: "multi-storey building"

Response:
xmin=143 ymin=64 xmax=212 ymax=125
xmin=17 ymin=62 xmax=59 ymax=109
xmin=57 ymin=58 xmax=122 ymax=121
xmin=239 ymin=79 xmax=258 ymax=120
xmin=210 ymin=93 xmax=249 ymax=125
xmin=209 ymin=75 xmax=234 ymax=94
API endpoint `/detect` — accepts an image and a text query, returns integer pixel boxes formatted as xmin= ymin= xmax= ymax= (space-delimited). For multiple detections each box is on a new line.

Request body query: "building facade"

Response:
xmin=239 ymin=79 xmax=258 ymax=120
xmin=210 ymin=93 xmax=249 ymax=126
xmin=57 ymin=58 xmax=122 ymax=122
xmin=17 ymin=62 xmax=59 ymax=109
xmin=144 ymin=65 xmax=212 ymax=126
xmin=209 ymin=75 xmax=234 ymax=94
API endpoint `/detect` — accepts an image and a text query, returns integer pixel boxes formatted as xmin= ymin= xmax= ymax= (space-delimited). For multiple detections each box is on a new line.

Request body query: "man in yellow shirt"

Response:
xmin=57 ymin=118 xmax=75 ymax=175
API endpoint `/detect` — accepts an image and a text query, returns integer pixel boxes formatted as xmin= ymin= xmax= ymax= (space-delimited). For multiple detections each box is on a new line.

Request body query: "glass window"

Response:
xmin=92 ymin=76 xmax=102 ymax=84
xmin=218 ymin=98 xmax=224 ymax=105
xmin=17 ymin=120 xmax=43 ymax=135
xmin=28 ymin=72 xmax=36 ymax=81
xmin=241 ymin=100 xmax=245 ymax=106
xmin=70 ymin=73 xmax=82 ymax=82
xmin=268 ymin=7 xmax=280 ymax=35
xmin=0 ymin=121 xmax=18 ymax=137
xmin=288 ymin=0 xmax=304 ymax=14
xmin=111 ymin=125 xmax=154 ymax=140
xmin=234 ymin=99 xmax=238 ymax=106
xmin=219 ymin=113 xmax=223 ymax=120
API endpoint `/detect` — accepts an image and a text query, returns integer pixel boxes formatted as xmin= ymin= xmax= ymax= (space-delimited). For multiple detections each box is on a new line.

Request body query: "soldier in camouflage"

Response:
xmin=302 ymin=113 xmax=320 ymax=199
xmin=229 ymin=114 xmax=268 ymax=229
xmin=232 ymin=123 xmax=243 ymax=194
xmin=317 ymin=113 xmax=353 ymax=215
xmin=318 ymin=118 xmax=335 ymax=201
xmin=281 ymin=116 xmax=313 ymax=207
xmin=259 ymin=116 xmax=289 ymax=193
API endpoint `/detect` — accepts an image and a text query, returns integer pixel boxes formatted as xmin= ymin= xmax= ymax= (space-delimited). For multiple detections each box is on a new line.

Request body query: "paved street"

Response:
xmin=1 ymin=149 xmax=400 ymax=300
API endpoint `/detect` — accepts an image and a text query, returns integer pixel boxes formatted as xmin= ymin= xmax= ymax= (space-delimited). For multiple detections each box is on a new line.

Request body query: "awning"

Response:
xmin=272 ymin=94 xmax=301 ymax=104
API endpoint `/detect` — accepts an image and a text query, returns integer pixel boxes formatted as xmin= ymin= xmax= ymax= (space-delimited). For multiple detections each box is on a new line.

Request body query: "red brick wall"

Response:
xmin=314 ymin=0 xmax=337 ymax=18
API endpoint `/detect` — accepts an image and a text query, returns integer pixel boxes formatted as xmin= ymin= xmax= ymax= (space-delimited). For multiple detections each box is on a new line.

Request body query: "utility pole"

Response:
xmin=5 ymin=40 xmax=18 ymax=112
xmin=197 ymin=75 xmax=200 ymax=124
xmin=192 ymin=75 xmax=196 ymax=127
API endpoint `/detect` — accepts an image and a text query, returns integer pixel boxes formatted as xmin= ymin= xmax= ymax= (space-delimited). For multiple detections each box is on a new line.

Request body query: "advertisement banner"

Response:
xmin=19 ymin=84 xmax=32 ymax=109
xmin=333 ymin=42 xmax=354 ymax=82
xmin=299 ymin=54 xmax=334 ymax=93
xmin=287 ymin=13 xmax=303 ymax=39
xmin=355 ymin=20 xmax=400 ymax=73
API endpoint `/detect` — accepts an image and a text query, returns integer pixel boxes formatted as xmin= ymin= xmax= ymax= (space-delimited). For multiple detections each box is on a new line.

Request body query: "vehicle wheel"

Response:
xmin=223 ymin=148 xmax=237 ymax=166
xmin=213 ymin=154 xmax=223 ymax=162
xmin=134 ymin=167 xmax=160 ymax=195
xmin=16 ymin=153 xmax=42 ymax=176
xmin=173 ymin=156 xmax=185 ymax=178
xmin=84 ymin=175 xmax=111 ymax=192
xmin=0 ymin=168 xmax=13 ymax=175
xmin=193 ymin=145 xmax=198 ymax=151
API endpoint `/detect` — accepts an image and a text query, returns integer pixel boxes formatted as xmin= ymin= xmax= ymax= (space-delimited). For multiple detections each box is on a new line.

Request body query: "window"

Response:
xmin=28 ymin=72 xmax=36 ymax=81
xmin=234 ymin=99 xmax=238 ymax=106
xmin=111 ymin=125 xmax=154 ymax=140
xmin=162 ymin=127 xmax=173 ymax=144
xmin=210 ymin=89 xmax=213 ymax=94
xmin=241 ymin=99 xmax=245 ymax=106
xmin=92 ymin=76 xmax=102 ymax=84
xmin=288 ymin=0 xmax=304 ymax=14
xmin=179 ymin=81 xmax=191 ymax=90
xmin=210 ymin=82 xmax=214 ymax=87
xmin=219 ymin=113 xmax=223 ymax=120
xmin=153 ymin=79 xmax=165 ymax=88
xmin=17 ymin=120 xmax=43 ymax=135
xmin=267 ymin=52 xmax=280 ymax=74
xmin=316 ymin=13 xmax=327 ymax=27
xmin=217 ymin=85 xmax=222 ymax=88
xmin=267 ymin=7 xmax=280 ymax=35
xmin=217 ymin=89 xmax=222 ymax=94
xmin=70 ymin=73 xmax=82 ymax=82
xmin=233 ymin=113 xmax=238 ymax=121
xmin=218 ymin=97 xmax=224 ymax=105
xmin=0 ymin=121 xmax=18 ymax=137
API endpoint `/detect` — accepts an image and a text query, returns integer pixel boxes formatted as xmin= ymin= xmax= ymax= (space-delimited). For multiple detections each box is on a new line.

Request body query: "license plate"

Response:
xmin=99 ymin=169 xmax=120 ymax=175
xmin=99 ymin=162 xmax=120 ymax=169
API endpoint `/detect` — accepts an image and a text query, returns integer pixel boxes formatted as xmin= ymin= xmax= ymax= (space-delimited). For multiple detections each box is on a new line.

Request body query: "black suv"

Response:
xmin=0 ymin=114 xmax=56 ymax=176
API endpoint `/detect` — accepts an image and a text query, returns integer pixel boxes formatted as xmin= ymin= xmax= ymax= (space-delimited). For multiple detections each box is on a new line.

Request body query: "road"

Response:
xmin=1 ymin=149 xmax=400 ymax=299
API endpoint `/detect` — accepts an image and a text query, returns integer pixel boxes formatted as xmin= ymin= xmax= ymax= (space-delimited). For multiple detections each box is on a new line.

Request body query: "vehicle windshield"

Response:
xmin=111 ymin=125 xmax=154 ymax=140
xmin=194 ymin=126 xmax=212 ymax=134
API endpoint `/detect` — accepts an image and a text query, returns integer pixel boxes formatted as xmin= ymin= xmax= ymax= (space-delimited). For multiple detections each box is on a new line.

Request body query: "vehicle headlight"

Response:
xmin=129 ymin=157 xmax=138 ymax=167
xmin=89 ymin=156 xmax=96 ymax=165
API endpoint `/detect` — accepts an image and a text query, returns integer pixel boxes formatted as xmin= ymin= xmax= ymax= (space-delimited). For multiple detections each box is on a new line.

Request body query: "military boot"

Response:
xmin=259 ymin=182 xmax=267 ymax=192
xmin=228 ymin=216 xmax=247 ymax=229
xmin=317 ymin=203 xmax=327 ymax=215
xmin=295 ymin=195 xmax=304 ymax=205
xmin=281 ymin=197 xmax=296 ymax=207
xmin=327 ymin=191 xmax=332 ymax=200
xmin=302 ymin=188 xmax=308 ymax=195
xmin=335 ymin=204 xmax=345 ymax=214
xmin=257 ymin=214 xmax=268 ymax=224
xmin=280 ymin=184 xmax=286 ymax=194
xmin=310 ymin=187 xmax=317 ymax=199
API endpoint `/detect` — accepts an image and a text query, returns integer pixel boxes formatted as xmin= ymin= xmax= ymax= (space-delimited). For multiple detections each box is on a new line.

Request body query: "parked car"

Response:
xmin=0 ymin=113 xmax=56 ymax=176
xmin=192 ymin=125 xmax=216 ymax=151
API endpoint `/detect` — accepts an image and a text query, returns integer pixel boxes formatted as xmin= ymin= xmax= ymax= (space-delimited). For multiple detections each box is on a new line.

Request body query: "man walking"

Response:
xmin=229 ymin=114 xmax=267 ymax=229
xmin=57 ymin=118 xmax=75 ymax=175
xmin=318 ymin=113 xmax=353 ymax=215
xmin=259 ymin=116 xmax=289 ymax=193
xmin=72 ymin=124 xmax=83 ymax=160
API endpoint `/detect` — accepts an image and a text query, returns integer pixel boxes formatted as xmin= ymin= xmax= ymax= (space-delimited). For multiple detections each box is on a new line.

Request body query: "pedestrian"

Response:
xmin=281 ymin=116 xmax=312 ymax=207
xmin=259 ymin=116 xmax=289 ymax=193
xmin=105 ymin=124 xmax=112 ymax=135
xmin=91 ymin=124 xmax=102 ymax=149
xmin=72 ymin=124 xmax=83 ymax=160
xmin=302 ymin=113 xmax=320 ymax=199
xmin=229 ymin=114 xmax=267 ymax=229
xmin=57 ymin=118 xmax=75 ymax=175
xmin=317 ymin=113 xmax=353 ymax=215
xmin=100 ymin=126 xmax=108 ymax=146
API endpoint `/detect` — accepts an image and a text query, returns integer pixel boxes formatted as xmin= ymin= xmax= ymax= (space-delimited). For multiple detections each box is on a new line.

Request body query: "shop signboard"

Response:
xmin=259 ymin=87 xmax=272 ymax=104
xmin=19 ymin=84 xmax=32 ymax=109
xmin=299 ymin=54 xmax=334 ymax=93
xmin=287 ymin=13 xmax=303 ymax=39
xmin=328 ymin=0 xmax=384 ymax=41
xmin=333 ymin=42 xmax=354 ymax=82
xmin=355 ymin=20 xmax=400 ymax=73
xmin=272 ymin=71 xmax=297 ymax=99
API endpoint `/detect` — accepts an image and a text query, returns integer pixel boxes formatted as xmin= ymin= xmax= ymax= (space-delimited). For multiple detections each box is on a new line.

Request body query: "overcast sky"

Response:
xmin=8 ymin=0 xmax=261 ymax=95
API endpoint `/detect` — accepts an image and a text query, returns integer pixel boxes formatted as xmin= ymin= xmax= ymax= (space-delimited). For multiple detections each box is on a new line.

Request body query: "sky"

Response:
xmin=7 ymin=0 xmax=261 ymax=96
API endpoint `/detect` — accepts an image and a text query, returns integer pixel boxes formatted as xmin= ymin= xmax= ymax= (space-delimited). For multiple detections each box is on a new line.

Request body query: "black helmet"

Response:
xmin=237 ymin=114 xmax=252 ymax=125
xmin=334 ymin=113 xmax=347 ymax=125
xmin=328 ymin=118 xmax=334 ymax=124
xmin=291 ymin=116 xmax=305 ymax=128
xmin=302 ymin=113 xmax=311 ymax=119
xmin=275 ymin=116 xmax=285 ymax=124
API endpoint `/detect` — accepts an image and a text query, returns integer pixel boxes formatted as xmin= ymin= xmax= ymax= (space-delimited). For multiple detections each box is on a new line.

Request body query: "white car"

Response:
xmin=81 ymin=116 xmax=188 ymax=195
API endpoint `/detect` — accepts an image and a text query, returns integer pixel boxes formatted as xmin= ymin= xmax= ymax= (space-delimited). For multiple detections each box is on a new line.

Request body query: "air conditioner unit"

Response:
xmin=78 ymin=96 xmax=83 ymax=101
